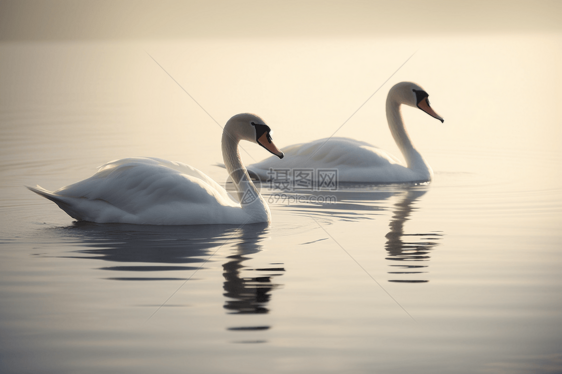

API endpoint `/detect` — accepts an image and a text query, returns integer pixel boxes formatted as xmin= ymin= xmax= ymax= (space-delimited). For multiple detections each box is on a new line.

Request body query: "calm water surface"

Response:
xmin=1 ymin=38 xmax=561 ymax=374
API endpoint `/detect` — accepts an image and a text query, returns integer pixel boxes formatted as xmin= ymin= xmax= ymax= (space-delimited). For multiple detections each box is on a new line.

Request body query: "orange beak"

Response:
xmin=258 ymin=133 xmax=284 ymax=159
xmin=418 ymin=98 xmax=444 ymax=123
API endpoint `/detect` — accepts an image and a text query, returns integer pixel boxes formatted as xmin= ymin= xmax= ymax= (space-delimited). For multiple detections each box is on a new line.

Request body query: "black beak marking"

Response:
xmin=413 ymin=89 xmax=429 ymax=109
xmin=251 ymin=122 xmax=271 ymax=143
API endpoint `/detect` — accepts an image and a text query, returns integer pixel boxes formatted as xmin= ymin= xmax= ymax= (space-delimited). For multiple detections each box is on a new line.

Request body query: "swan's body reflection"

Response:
xmin=46 ymin=222 xmax=284 ymax=333
xmin=275 ymin=185 xmax=442 ymax=282
xmin=55 ymin=223 xmax=239 ymax=280
xmin=277 ymin=185 xmax=398 ymax=222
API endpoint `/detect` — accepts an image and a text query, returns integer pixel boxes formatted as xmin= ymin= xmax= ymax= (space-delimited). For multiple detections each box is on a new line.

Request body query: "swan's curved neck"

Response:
xmin=221 ymin=130 xmax=270 ymax=221
xmin=385 ymin=96 xmax=431 ymax=177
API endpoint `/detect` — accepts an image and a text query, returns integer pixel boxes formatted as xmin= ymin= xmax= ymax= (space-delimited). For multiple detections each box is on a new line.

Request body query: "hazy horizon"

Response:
xmin=1 ymin=0 xmax=561 ymax=42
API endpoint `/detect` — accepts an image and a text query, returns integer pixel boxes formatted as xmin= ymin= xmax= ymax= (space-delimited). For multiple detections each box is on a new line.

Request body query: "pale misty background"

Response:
xmin=1 ymin=1 xmax=561 ymax=374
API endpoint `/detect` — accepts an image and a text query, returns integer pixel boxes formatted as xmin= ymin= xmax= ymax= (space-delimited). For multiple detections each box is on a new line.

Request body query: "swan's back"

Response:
xmin=28 ymin=157 xmax=243 ymax=225
xmin=248 ymin=137 xmax=419 ymax=183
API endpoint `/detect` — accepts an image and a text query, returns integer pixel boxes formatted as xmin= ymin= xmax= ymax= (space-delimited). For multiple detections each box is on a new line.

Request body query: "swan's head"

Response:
xmin=225 ymin=113 xmax=284 ymax=159
xmin=391 ymin=82 xmax=444 ymax=123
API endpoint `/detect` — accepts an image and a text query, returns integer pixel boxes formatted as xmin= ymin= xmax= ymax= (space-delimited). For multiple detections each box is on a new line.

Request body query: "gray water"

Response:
xmin=1 ymin=37 xmax=561 ymax=374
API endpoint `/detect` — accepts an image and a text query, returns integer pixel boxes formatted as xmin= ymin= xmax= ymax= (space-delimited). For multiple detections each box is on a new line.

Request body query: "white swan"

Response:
xmin=247 ymin=82 xmax=443 ymax=184
xmin=27 ymin=113 xmax=284 ymax=225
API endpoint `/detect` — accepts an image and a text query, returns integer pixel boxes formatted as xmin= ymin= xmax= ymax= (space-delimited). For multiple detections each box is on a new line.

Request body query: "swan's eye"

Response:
xmin=251 ymin=122 xmax=256 ymax=126
xmin=413 ymin=89 xmax=428 ymax=105
xmin=253 ymin=123 xmax=272 ymax=142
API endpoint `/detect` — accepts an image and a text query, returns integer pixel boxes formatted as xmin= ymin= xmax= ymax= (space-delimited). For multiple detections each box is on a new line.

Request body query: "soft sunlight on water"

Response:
xmin=1 ymin=33 xmax=561 ymax=374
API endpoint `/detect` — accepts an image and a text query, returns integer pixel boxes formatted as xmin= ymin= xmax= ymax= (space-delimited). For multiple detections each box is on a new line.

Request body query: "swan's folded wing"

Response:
xmin=248 ymin=137 xmax=402 ymax=180
xmin=122 ymin=157 xmax=235 ymax=204
xmin=54 ymin=159 xmax=239 ymax=215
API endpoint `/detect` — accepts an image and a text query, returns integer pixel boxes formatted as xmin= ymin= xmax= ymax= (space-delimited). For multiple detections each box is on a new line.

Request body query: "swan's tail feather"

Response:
xmin=26 ymin=185 xmax=81 ymax=220
xmin=27 ymin=185 xmax=61 ymax=202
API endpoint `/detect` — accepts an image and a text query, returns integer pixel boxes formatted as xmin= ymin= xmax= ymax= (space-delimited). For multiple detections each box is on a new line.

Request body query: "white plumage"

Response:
xmin=28 ymin=113 xmax=284 ymax=225
xmin=248 ymin=82 xmax=444 ymax=184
